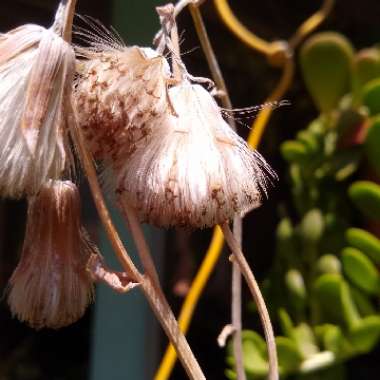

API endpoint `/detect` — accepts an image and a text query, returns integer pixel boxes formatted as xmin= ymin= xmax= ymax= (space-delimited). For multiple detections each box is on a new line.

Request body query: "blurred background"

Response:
xmin=1 ymin=1 xmax=380 ymax=379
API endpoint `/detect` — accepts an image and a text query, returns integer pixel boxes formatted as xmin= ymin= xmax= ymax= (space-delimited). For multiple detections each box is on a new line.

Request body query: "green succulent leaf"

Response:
xmin=293 ymin=323 xmax=320 ymax=359
xmin=300 ymin=209 xmax=324 ymax=243
xmin=276 ymin=336 xmax=303 ymax=373
xmin=317 ymin=254 xmax=342 ymax=275
xmin=314 ymin=274 xmax=360 ymax=328
xmin=297 ymin=130 xmax=320 ymax=154
xmin=349 ymin=286 xmax=376 ymax=316
xmin=346 ymin=227 xmax=380 ymax=264
xmin=281 ymin=140 xmax=309 ymax=162
xmin=365 ymin=116 xmax=380 ymax=176
xmin=241 ymin=331 xmax=268 ymax=377
xmin=316 ymin=324 xmax=351 ymax=356
xmin=328 ymin=149 xmax=362 ymax=181
xmin=349 ymin=181 xmax=380 ymax=220
xmin=300 ymin=32 xmax=354 ymax=113
xmin=278 ymin=308 xmax=295 ymax=338
xmin=341 ymin=247 xmax=380 ymax=295
xmin=348 ymin=315 xmax=380 ymax=353
xmin=362 ymin=78 xmax=380 ymax=115
xmin=285 ymin=269 xmax=307 ymax=308
xmin=352 ymin=48 xmax=380 ymax=100
xmin=276 ymin=218 xmax=297 ymax=260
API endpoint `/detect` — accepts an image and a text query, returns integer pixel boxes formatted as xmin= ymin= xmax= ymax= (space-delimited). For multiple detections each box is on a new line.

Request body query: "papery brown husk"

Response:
xmin=7 ymin=180 xmax=94 ymax=329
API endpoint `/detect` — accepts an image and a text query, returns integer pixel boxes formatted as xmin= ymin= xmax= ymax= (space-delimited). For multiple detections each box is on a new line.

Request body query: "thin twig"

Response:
xmin=190 ymin=5 xmax=246 ymax=379
xmin=118 ymin=198 xmax=161 ymax=286
xmin=71 ymin=118 xmax=205 ymax=380
xmin=221 ymin=223 xmax=278 ymax=380
xmin=231 ymin=217 xmax=246 ymax=380
xmin=118 ymin=201 xmax=206 ymax=380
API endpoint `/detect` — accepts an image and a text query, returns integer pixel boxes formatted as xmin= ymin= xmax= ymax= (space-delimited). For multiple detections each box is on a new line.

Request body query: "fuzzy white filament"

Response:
xmin=0 ymin=19 xmax=74 ymax=197
xmin=118 ymin=81 xmax=276 ymax=228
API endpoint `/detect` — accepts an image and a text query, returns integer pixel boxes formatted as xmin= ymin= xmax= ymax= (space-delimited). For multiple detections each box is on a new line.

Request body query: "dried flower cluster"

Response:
xmin=1 ymin=0 xmax=276 ymax=330
xmin=118 ymin=81 xmax=274 ymax=227
xmin=7 ymin=180 xmax=94 ymax=329
xmin=75 ymin=31 xmax=276 ymax=228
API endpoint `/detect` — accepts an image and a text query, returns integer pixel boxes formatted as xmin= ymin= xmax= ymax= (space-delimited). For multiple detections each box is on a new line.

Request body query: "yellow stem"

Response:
xmin=155 ymin=227 xmax=224 ymax=380
xmin=248 ymin=57 xmax=294 ymax=148
xmin=214 ymin=0 xmax=272 ymax=55
xmin=288 ymin=0 xmax=335 ymax=49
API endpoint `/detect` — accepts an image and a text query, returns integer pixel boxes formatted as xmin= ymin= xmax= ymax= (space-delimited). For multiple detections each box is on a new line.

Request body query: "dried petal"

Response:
xmin=21 ymin=29 xmax=75 ymax=156
xmin=117 ymin=81 xmax=276 ymax=228
xmin=7 ymin=180 xmax=95 ymax=329
xmin=0 ymin=11 xmax=75 ymax=198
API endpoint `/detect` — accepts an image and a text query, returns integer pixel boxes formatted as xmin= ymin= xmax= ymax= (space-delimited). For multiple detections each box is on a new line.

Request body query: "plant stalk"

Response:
xmin=71 ymin=118 xmax=205 ymax=380
xmin=221 ymin=223 xmax=278 ymax=380
xmin=190 ymin=5 xmax=246 ymax=379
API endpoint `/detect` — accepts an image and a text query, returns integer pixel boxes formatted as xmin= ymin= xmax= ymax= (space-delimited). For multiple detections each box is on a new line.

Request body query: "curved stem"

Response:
xmin=247 ymin=57 xmax=294 ymax=148
xmin=288 ymin=0 xmax=335 ymax=49
xmin=221 ymin=223 xmax=278 ymax=380
xmin=71 ymin=119 xmax=205 ymax=380
xmin=214 ymin=0 xmax=272 ymax=55
xmin=155 ymin=227 xmax=224 ymax=380
xmin=118 ymin=198 xmax=161 ymax=286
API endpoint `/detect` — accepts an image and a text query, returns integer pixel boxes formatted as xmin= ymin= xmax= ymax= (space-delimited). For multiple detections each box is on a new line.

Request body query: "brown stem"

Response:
xmin=221 ymin=223 xmax=278 ymax=380
xmin=117 ymin=200 xmax=205 ymax=379
xmin=62 ymin=0 xmax=77 ymax=42
xmin=71 ymin=120 xmax=205 ymax=379
xmin=118 ymin=198 xmax=161 ymax=286
xmin=190 ymin=5 xmax=246 ymax=379
xmin=232 ymin=216 xmax=246 ymax=380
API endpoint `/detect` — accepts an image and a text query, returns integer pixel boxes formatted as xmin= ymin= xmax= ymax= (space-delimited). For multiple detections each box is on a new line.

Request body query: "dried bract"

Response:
xmin=0 ymin=12 xmax=75 ymax=198
xmin=117 ymin=81 xmax=276 ymax=228
xmin=75 ymin=43 xmax=170 ymax=165
xmin=8 ymin=180 xmax=95 ymax=329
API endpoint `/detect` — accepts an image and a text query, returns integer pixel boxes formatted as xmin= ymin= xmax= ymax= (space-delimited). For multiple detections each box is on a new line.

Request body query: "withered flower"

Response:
xmin=8 ymin=180 xmax=95 ymax=329
xmin=0 ymin=2 xmax=75 ymax=198
xmin=75 ymin=38 xmax=170 ymax=165
xmin=117 ymin=81 xmax=276 ymax=228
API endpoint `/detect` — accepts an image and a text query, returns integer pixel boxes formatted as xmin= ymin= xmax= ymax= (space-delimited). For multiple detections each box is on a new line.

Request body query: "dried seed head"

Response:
xmin=7 ymin=180 xmax=95 ymax=329
xmin=0 ymin=6 xmax=75 ymax=198
xmin=117 ymin=81 xmax=276 ymax=228
xmin=74 ymin=45 xmax=170 ymax=165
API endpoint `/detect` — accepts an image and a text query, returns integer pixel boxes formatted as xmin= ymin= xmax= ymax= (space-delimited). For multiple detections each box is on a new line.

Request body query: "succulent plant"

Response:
xmin=227 ymin=31 xmax=380 ymax=379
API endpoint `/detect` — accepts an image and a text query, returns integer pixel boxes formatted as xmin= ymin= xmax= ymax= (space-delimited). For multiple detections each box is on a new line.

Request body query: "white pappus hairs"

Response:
xmin=117 ymin=80 xmax=277 ymax=228
xmin=0 ymin=4 xmax=75 ymax=198
xmin=74 ymin=25 xmax=171 ymax=166
xmin=7 ymin=180 xmax=96 ymax=329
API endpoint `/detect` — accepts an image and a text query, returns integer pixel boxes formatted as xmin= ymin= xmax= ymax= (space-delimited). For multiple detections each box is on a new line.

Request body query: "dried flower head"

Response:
xmin=0 ymin=4 xmax=75 ymax=198
xmin=117 ymin=80 xmax=276 ymax=228
xmin=7 ymin=180 xmax=95 ymax=329
xmin=74 ymin=38 xmax=170 ymax=165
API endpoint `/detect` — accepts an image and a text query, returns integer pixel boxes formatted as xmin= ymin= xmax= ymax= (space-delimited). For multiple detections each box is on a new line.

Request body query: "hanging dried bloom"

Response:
xmin=74 ymin=35 xmax=171 ymax=165
xmin=117 ymin=80 xmax=276 ymax=228
xmin=7 ymin=180 xmax=95 ymax=329
xmin=0 ymin=2 xmax=75 ymax=198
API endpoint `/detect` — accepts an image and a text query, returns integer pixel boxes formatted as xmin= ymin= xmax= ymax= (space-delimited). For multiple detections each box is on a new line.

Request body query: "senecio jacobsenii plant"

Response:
xmin=226 ymin=32 xmax=380 ymax=379
xmin=0 ymin=1 xmax=279 ymax=379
